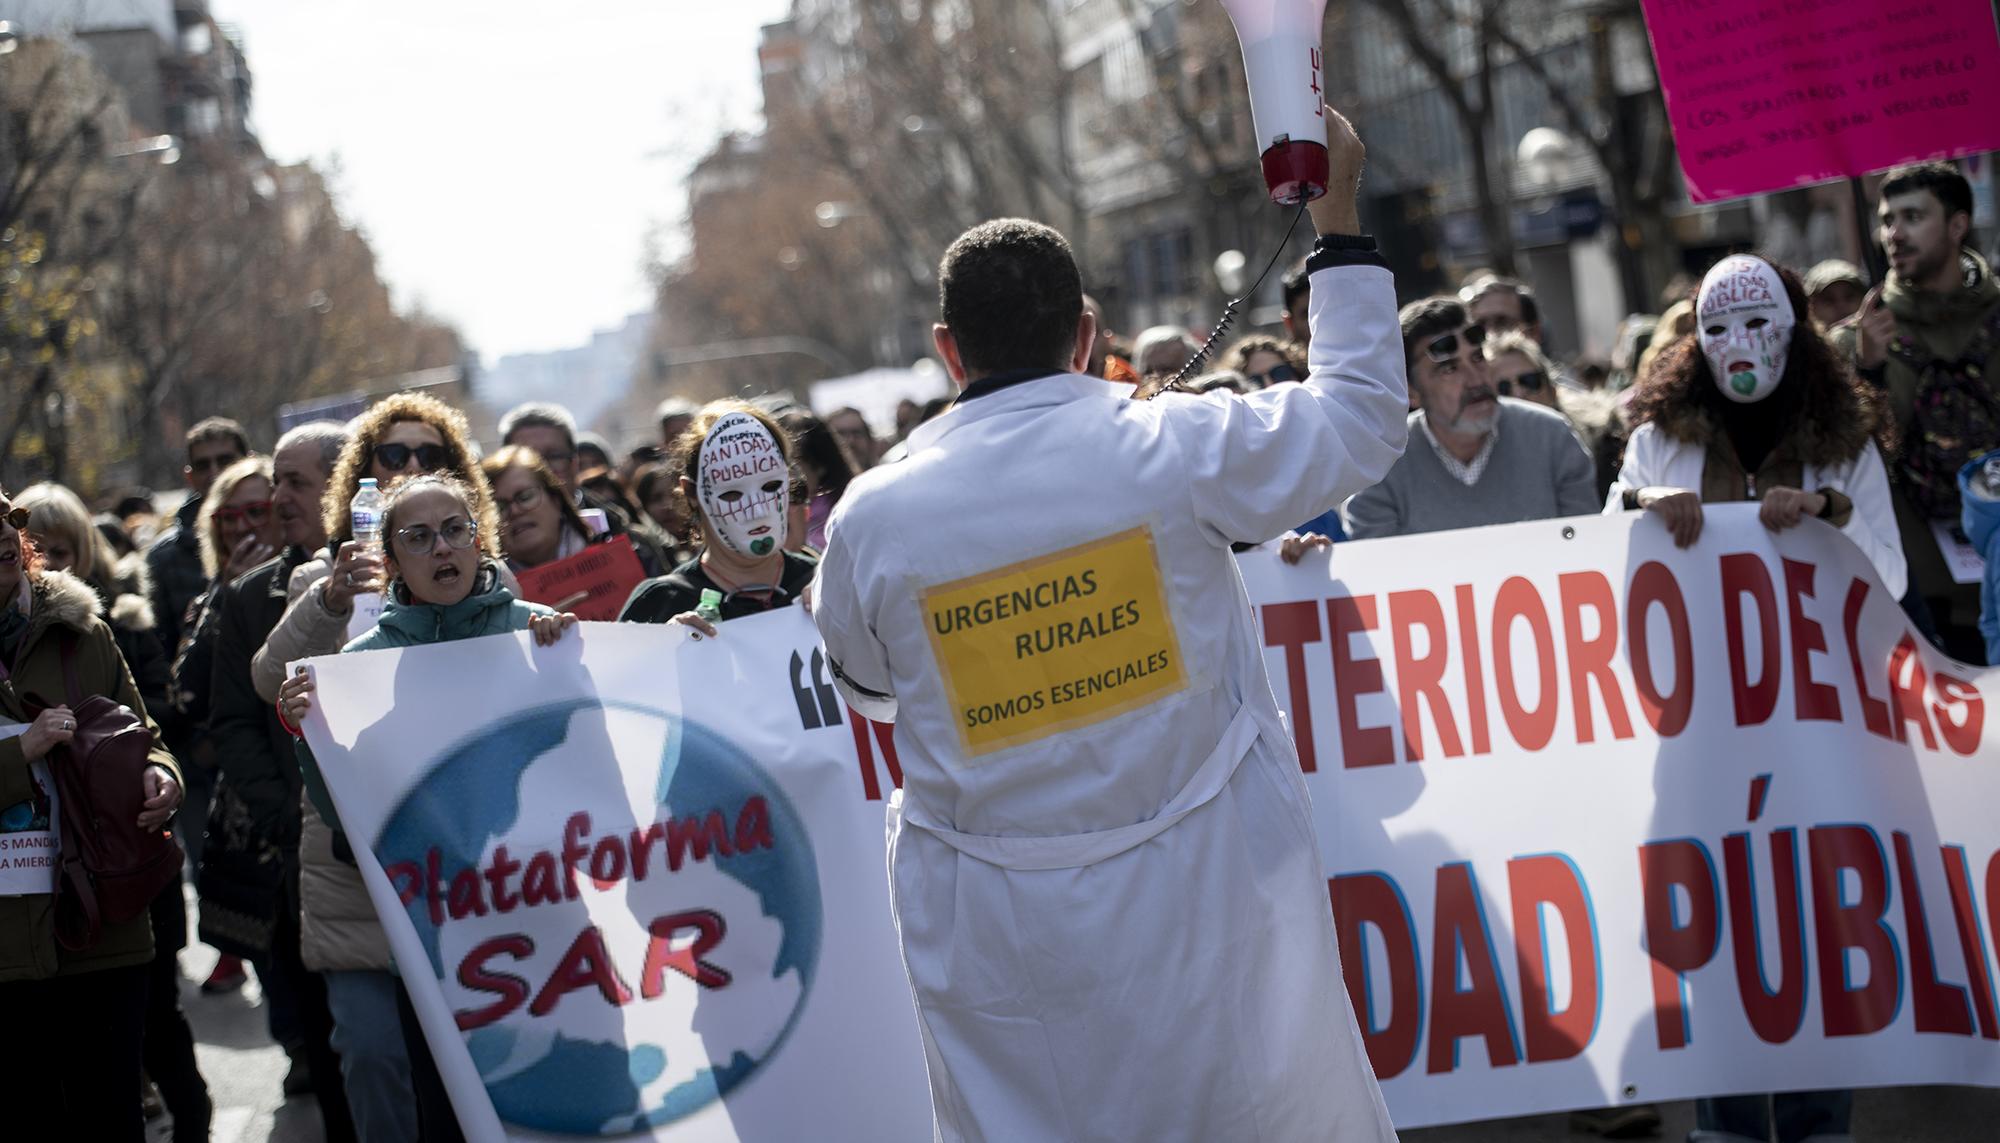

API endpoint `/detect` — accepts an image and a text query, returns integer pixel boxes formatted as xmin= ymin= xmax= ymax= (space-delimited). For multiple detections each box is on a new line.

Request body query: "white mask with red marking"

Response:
xmin=1698 ymin=255 xmax=1795 ymax=404
xmin=695 ymin=412 xmax=789 ymax=558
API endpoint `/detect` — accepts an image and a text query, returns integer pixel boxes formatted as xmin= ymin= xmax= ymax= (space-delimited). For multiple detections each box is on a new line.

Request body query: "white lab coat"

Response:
xmin=812 ymin=263 xmax=1406 ymax=1142
xmin=1605 ymin=421 xmax=1908 ymax=599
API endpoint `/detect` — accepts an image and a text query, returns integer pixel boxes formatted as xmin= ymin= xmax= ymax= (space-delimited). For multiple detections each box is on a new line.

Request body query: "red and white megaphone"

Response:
xmin=1220 ymin=0 xmax=1330 ymax=205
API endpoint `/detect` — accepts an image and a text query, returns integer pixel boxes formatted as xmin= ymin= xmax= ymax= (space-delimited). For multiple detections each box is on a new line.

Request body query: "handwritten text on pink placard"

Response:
xmin=1642 ymin=0 xmax=2000 ymax=202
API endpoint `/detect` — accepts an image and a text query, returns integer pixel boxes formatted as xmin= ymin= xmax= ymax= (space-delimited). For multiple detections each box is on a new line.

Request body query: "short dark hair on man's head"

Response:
xmin=185 ymin=416 xmax=249 ymax=461
xmin=1881 ymin=161 xmax=1973 ymax=222
xmin=1281 ymin=259 xmax=1310 ymax=313
xmin=939 ymin=219 xmax=1083 ymax=376
xmin=497 ymin=401 xmax=578 ymax=450
xmin=1461 ymin=275 xmax=1538 ymax=326
xmin=1398 ymin=296 xmax=1468 ymax=369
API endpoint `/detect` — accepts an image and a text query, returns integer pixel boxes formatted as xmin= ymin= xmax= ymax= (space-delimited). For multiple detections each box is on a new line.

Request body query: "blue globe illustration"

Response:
xmin=376 ymin=699 xmax=822 ymax=1135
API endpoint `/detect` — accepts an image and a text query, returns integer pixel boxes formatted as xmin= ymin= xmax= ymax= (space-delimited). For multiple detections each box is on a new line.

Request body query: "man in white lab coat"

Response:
xmin=813 ymin=111 xmax=1404 ymax=1142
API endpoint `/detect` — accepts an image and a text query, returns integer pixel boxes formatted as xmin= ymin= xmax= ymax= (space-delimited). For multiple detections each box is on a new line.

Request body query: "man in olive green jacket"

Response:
xmin=1831 ymin=161 xmax=2000 ymax=657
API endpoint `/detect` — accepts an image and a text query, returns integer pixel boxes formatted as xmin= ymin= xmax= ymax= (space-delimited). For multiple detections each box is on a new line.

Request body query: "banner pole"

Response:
xmin=1848 ymin=174 xmax=1888 ymax=287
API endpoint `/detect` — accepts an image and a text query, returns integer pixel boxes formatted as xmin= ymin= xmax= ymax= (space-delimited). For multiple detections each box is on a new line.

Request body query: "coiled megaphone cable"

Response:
xmin=1148 ymin=199 xmax=1311 ymax=399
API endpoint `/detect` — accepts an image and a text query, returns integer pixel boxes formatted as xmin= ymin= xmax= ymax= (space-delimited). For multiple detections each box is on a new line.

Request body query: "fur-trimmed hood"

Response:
xmin=28 ymin=568 xmax=105 ymax=633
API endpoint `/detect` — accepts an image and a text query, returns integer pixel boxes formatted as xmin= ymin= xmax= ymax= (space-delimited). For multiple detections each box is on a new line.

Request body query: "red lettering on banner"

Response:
xmin=1893 ymin=831 xmax=1974 ymax=1036
xmin=455 ymin=934 xmax=536 ymax=1030
xmin=1558 ymin=572 xmax=1634 ymax=744
xmin=1507 ymin=854 xmax=1598 ymax=1063
xmin=1782 ymin=560 xmax=1842 ymax=722
xmin=1492 ymin=578 xmax=1558 ymax=751
xmin=1389 ymin=590 xmax=1462 ymax=762
xmin=1723 ymin=830 xmax=1807 ymax=1044
xmin=1932 ymin=674 xmax=1985 ymax=757
xmin=589 ymin=835 xmax=627 ymax=890
xmin=530 ymin=926 xmax=634 ymax=1018
xmin=1329 ymin=596 xmax=1394 ymax=767
xmin=487 ymin=846 xmax=523 ymax=913
xmin=1941 ymin=847 xmax=2000 ymax=1039
xmin=1454 ymin=585 xmax=1492 ymax=755
xmin=1640 ymin=839 xmax=1719 ymax=1050
xmin=1262 ymin=601 xmax=1324 ymax=772
xmin=642 ymin=910 xmax=733 ymax=993
xmin=448 ymin=868 xmax=488 ymax=920
xmin=1626 ymin=562 xmax=1694 ymax=736
xmin=387 ymin=861 xmax=422 ymax=909
xmin=1721 ymin=554 xmax=1780 ymax=727
xmin=1426 ymin=863 xmax=1521 ymax=1073
xmin=1886 ymin=636 xmax=1938 ymax=750
xmin=1842 ymin=578 xmax=1894 ymax=738
xmin=521 ymin=852 xmax=562 ymax=907
xmin=562 ymin=812 xmax=591 ymax=900
xmin=1809 ymin=825 xmax=1899 ymax=1037
xmin=1330 ymin=874 xmax=1422 ymax=1079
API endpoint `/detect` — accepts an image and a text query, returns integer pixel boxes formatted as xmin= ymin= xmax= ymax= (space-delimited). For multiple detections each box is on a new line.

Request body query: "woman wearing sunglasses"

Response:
xmin=249 ymin=392 xmax=503 ymax=703
xmin=279 ymin=473 xmax=573 ymax=1143
xmin=1219 ymin=335 xmax=1306 ymax=390
xmin=0 ymin=486 xmax=185 ymax=1141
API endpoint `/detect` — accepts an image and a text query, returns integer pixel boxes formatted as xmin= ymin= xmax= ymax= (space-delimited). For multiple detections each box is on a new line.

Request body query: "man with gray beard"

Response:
xmin=1343 ymin=296 xmax=1597 ymax=538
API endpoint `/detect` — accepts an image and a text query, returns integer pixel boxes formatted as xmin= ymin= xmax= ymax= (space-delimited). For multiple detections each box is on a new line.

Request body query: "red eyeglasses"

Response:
xmin=211 ymin=500 xmax=274 ymax=527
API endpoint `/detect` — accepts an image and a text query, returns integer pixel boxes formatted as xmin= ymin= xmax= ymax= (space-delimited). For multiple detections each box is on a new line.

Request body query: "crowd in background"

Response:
xmin=2 ymin=158 xmax=1995 ymax=1142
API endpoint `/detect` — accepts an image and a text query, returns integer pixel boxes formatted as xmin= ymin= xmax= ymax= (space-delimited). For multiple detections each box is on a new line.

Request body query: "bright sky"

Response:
xmin=208 ymin=1 xmax=787 ymax=362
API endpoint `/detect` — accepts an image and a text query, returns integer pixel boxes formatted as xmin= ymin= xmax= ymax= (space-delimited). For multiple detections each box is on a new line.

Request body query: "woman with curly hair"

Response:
xmin=1219 ymin=334 xmax=1305 ymax=390
xmin=243 ymin=393 xmax=499 ymax=1143
xmin=278 ymin=472 xmax=574 ymax=1143
xmin=619 ymin=400 xmax=818 ymax=634
xmin=249 ymin=392 xmax=500 ymax=701
xmin=1607 ymin=252 xmax=1907 ymax=598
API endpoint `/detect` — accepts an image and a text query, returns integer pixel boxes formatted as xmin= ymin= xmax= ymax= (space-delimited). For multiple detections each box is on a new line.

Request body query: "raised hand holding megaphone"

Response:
xmin=1220 ymin=0 xmax=1333 ymax=204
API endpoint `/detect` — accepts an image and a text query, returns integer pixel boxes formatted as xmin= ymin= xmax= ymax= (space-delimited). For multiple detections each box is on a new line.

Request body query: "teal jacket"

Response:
xmin=298 ymin=563 xmax=554 ymax=832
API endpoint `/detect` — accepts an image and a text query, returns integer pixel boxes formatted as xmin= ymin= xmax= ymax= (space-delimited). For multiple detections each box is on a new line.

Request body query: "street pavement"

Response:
xmin=158 ymin=938 xmax=2000 ymax=1142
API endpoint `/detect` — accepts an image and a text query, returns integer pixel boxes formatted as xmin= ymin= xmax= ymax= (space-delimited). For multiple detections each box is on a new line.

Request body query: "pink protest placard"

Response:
xmin=1642 ymin=0 xmax=2000 ymax=202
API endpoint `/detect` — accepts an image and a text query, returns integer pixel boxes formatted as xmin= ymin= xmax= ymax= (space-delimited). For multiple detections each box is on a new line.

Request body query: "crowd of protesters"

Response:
xmin=1 ymin=156 xmax=1995 ymax=1142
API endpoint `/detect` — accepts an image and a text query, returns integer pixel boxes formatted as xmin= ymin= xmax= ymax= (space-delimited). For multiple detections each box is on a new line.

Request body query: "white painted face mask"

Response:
xmin=695 ymin=413 xmax=789 ymax=558
xmin=1697 ymin=255 xmax=1795 ymax=404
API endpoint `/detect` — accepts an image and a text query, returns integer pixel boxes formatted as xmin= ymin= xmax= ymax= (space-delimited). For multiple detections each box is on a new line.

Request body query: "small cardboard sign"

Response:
xmin=515 ymin=535 xmax=648 ymax=621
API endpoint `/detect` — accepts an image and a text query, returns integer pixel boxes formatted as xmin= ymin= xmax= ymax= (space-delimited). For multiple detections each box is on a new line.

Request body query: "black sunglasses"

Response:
xmin=373 ymin=443 xmax=449 ymax=472
xmin=1495 ymin=369 xmax=1547 ymax=396
xmin=1249 ymin=362 xmax=1301 ymax=387
xmin=0 ymin=503 xmax=28 ymax=531
xmin=1424 ymin=324 xmax=1486 ymax=363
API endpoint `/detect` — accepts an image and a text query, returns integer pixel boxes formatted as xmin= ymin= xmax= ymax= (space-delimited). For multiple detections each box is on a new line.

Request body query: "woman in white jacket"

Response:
xmin=1605 ymin=253 xmax=1906 ymax=601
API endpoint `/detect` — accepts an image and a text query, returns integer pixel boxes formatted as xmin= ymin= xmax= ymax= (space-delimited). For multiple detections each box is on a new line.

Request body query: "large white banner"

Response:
xmin=300 ymin=620 xmax=934 ymax=1141
xmin=303 ymin=506 xmax=2000 ymax=1138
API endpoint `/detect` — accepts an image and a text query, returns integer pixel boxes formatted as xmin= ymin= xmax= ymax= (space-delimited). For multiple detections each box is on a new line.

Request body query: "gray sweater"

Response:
xmin=1343 ymin=399 xmax=1598 ymax=539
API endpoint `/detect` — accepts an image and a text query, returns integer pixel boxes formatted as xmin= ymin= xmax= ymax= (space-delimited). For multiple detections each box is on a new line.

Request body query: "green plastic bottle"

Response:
xmin=695 ymin=588 xmax=724 ymax=624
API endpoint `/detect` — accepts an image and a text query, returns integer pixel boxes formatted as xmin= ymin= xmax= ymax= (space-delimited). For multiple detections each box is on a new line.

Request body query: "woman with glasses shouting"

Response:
xmin=278 ymin=472 xmax=572 ymax=1143
xmin=248 ymin=393 xmax=504 ymax=704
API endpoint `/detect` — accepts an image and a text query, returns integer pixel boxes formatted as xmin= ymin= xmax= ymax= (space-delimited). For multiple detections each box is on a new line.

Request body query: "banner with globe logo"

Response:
xmin=298 ymin=620 xmax=934 ymax=1141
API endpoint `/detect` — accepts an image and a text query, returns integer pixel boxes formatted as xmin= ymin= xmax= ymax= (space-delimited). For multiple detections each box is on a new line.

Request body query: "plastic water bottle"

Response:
xmin=351 ymin=478 xmax=384 ymax=555
xmin=695 ymin=588 xmax=724 ymax=624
